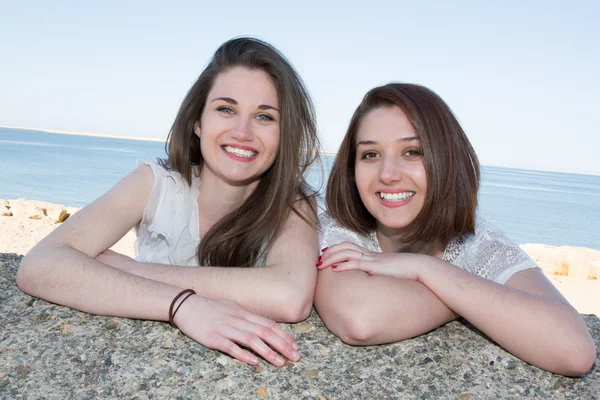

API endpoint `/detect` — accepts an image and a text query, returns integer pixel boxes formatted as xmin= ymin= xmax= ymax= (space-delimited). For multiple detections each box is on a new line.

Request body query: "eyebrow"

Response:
xmin=356 ymin=137 xmax=420 ymax=147
xmin=211 ymin=97 xmax=280 ymax=112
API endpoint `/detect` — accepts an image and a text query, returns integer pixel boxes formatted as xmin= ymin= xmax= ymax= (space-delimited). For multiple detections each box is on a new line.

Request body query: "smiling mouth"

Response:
xmin=222 ymin=145 xmax=258 ymax=159
xmin=378 ymin=192 xmax=415 ymax=202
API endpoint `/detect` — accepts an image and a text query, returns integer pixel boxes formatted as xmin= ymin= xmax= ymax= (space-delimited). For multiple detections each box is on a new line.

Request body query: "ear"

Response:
xmin=193 ymin=121 xmax=201 ymax=138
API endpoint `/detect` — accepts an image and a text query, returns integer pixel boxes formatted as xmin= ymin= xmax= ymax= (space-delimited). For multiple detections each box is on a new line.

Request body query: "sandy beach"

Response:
xmin=2 ymin=198 xmax=599 ymax=316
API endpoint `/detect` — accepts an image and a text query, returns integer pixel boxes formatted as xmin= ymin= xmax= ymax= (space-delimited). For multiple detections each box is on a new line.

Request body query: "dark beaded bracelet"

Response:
xmin=168 ymin=289 xmax=196 ymax=329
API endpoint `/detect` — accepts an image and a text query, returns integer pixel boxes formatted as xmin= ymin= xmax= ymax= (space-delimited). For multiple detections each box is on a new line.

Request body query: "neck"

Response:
xmin=197 ymin=167 xmax=260 ymax=232
xmin=375 ymin=223 xmax=446 ymax=257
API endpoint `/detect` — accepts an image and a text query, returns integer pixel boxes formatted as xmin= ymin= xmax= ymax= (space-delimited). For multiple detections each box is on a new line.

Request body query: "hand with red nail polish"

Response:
xmin=316 ymin=241 xmax=422 ymax=281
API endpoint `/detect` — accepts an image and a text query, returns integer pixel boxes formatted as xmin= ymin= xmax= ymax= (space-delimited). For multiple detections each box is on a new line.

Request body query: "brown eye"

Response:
xmin=405 ymin=149 xmax=422 ymax=157
xmin=361 ymin=151 xmax=379 ymax=160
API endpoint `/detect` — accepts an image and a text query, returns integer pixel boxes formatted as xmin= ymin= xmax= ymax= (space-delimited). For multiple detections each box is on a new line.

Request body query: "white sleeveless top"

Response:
xmin=318 ymin=212 xmax=539 ymax=284
xmin=135 ymin=159 xmax=202 ymax=267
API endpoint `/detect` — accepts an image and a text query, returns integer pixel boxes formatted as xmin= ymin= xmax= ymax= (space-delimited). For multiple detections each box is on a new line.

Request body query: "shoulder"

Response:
xmin=318 ymin=212 xmax=379 ymax=251
xmin=136 ymin=159 xmax=198 ymax=246
xmin=460 ymin=216 xmax=539 ymax=283
xmin=137 ymin=158 xmax=185 ymax=186
xmin=462 ymin=216 xmax=520 ymax=252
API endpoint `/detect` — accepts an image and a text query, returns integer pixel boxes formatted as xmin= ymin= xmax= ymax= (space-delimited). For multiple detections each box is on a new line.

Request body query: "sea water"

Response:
xmin=1 ymin=127 xmax=598 ymax=249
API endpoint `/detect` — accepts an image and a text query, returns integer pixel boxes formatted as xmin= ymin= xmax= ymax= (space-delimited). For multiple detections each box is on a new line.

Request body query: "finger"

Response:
xmin=210 ymin=336 xmax=260 ymax=366
xmin=329 ymin=260 xmax=366 ymax=272
xmin=245 ymin=313 xmax=299 ymax=352
xmin=237 ymin=316 xmax=300 ymax=362
xmin=223 ymin=325 xmax=288 ymax=367
xmin=319 ymin=249 xmax=364 ymax=269
xmin=319 ymin=242 xmax=365 ymax=266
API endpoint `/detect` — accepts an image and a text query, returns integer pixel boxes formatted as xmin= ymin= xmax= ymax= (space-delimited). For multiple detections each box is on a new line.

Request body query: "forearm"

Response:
xmin=315 ymin=269 xmax=457 ymax=345
xmin=121 ymin=261 xmax=314 ymax=322
xmin=418 ymin=258 xmax=594 ymax=375
xmin=17 ymin=244 xmax=184 ymax=321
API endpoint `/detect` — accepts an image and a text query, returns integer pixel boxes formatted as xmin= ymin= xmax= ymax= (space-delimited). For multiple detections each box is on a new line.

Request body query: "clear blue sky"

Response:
xmin=1 ymin=1 xmax=599 ymax=174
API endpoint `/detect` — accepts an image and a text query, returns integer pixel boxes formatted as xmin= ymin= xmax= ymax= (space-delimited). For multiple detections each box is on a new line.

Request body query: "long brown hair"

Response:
xmin=163 ymin=37 xmax=320 ymax=266
xmin=326 ymin=83 xmax=479 ymax=245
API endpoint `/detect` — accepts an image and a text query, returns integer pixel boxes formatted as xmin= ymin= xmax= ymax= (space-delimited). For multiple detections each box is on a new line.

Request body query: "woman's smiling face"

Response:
xmin=194 ymin=66 xmax=280 ymax=186
xmin=354 ymin=106 xmax=427 ymax=231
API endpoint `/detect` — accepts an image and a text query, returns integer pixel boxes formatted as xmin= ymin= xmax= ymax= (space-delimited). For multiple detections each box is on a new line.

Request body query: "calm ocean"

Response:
xmin=1 ymin=127 xmax=599 ymax=249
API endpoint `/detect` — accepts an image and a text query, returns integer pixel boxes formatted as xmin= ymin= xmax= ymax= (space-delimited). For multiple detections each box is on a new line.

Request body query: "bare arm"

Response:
xmin=16 ymin=165 xmax=300 ymax=366
xmin=314 ymin=266 xmax=457 ymax=345
xmin=320 ymin=244 xmax=596 ymax=376
xmin=419 ymin=260 xmax=596 ymax=376
xmin=99 ymin=199 xmax=319 ymax=322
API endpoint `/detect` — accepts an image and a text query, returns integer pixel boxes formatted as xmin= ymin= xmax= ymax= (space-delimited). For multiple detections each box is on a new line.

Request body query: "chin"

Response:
xmin=372 ymin=212 xmax=418 ymax=231
xmin=222 ymin=174 xmax=262 ymax=187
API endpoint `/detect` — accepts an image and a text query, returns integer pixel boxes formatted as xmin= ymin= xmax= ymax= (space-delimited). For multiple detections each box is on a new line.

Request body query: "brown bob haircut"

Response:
xmin=326 ymin=83 xmax=480 ymax=245
xmin=163 ymin=37 xmax=320 ymax=267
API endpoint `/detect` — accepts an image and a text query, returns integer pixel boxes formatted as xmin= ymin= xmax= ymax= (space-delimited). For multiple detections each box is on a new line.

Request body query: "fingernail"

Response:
xmin=316 ymin=261 xmax=322 ymax=267
xmin=318 ymin=255 xmax=322 ymax=262
xmin=276 ymin=356 xmax=285 ymax=366
xmin=332 ymin=264 xmax=338 ymax=269
xmin=321 ymin=247 xmax=328 ymax=253
xmin=292 ymin=351 xmax=300 ymax=360
xmin=292 ymin=342 xmax=299 ymax=350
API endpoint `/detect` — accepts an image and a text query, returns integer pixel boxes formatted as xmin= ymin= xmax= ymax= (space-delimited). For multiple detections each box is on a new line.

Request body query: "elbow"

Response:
xmin=281 ymin=300 xmax=313 ymax=323
xmin=16 ymin=253 xmax=41 ymax=296
xmin=560 ymin=338 xmax=597 ymax=377
xmin=334 ymin=312 xmax=377 ymax=346
xmin=319 ymin=303 xmax=379 ymax=345
xmin=276 ymin=285 xmax=314 ymax=323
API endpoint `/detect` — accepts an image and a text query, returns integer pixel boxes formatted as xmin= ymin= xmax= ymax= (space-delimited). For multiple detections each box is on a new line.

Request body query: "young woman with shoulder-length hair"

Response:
xmin=316 ymin=83 xmax=596 ymax=376
xmin=17 ymin=37 xmax=321 ymax=367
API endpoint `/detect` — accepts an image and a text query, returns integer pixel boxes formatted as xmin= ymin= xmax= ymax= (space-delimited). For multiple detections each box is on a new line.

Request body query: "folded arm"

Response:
xmin=319 ymin=243 xmax=596 ymax=376
xmin=16 ymin=165 xmax=301 ymax=366
xmin=314 ymin=265 xmax=457 ymax=345
xmin=100 ymin=199 xmax=319 ymax=322
xmin=417 ymin=258 xmax=596 ymax=376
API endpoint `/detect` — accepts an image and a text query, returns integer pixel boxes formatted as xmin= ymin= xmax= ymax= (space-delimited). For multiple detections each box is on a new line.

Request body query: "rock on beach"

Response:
xmin=1 ymin=198 xmax=73 ymax=223
xmin=522 ymin=243 xmax=600 ymax=280
xmin=0 ymin=198 xmax=136 ymax=257
xmin=1 ymin=252 xmax=599 ymax=399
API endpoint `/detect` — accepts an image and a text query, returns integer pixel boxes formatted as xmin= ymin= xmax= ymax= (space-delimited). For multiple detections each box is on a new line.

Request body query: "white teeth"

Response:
xmin=223 ymin=146 xmax=257 ymax=158
xmin=378 ymin=192 xmax=415 ymax=202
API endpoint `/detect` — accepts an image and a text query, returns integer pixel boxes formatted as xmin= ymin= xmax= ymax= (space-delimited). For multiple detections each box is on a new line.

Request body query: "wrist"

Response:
xmin=411 ymin=253 xmax=441 ymax=285
xmin=169 ymin=289 xmax=196 ymax=328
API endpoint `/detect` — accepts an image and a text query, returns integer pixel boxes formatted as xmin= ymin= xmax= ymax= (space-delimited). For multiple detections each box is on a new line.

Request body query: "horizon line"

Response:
xmin=0 ymin=125 xmax=166 ymax=143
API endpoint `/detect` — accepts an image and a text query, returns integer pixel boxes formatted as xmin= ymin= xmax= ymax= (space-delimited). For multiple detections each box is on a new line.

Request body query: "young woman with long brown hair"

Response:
xmin=17 ymin=37 xmax=321 ymax=367
xmin=315 ymin=83 xmax=596 ymax=376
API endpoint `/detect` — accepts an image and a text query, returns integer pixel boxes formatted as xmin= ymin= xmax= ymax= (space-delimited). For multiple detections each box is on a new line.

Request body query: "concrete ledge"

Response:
xmin=1 ymin=253 xmax=598 ymax=399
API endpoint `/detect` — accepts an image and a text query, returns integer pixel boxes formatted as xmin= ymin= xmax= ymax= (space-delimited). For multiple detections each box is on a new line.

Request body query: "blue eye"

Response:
xmin=256 ymin=114 xmax=274 ymax=122
xmin=217 ymin=106 xmax=234 ymax=115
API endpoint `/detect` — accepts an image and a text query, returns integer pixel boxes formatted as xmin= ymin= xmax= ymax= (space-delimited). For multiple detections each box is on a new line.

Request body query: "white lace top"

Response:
xmin=135 ymin=159 xmax=203 ymax=267
xmin=318 ymin=212 xmax=539 ymax=284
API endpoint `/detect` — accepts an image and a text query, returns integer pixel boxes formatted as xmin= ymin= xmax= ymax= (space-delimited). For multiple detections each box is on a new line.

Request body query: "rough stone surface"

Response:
xmin=1 ymin=253 xmax=599 ymax=399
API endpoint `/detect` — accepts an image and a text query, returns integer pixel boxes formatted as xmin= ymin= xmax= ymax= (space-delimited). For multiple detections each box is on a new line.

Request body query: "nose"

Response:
xmin=231 ymin=116 xmax=253 ymax=141
xmin=379 ymin=157 xmax=402 ymax=184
